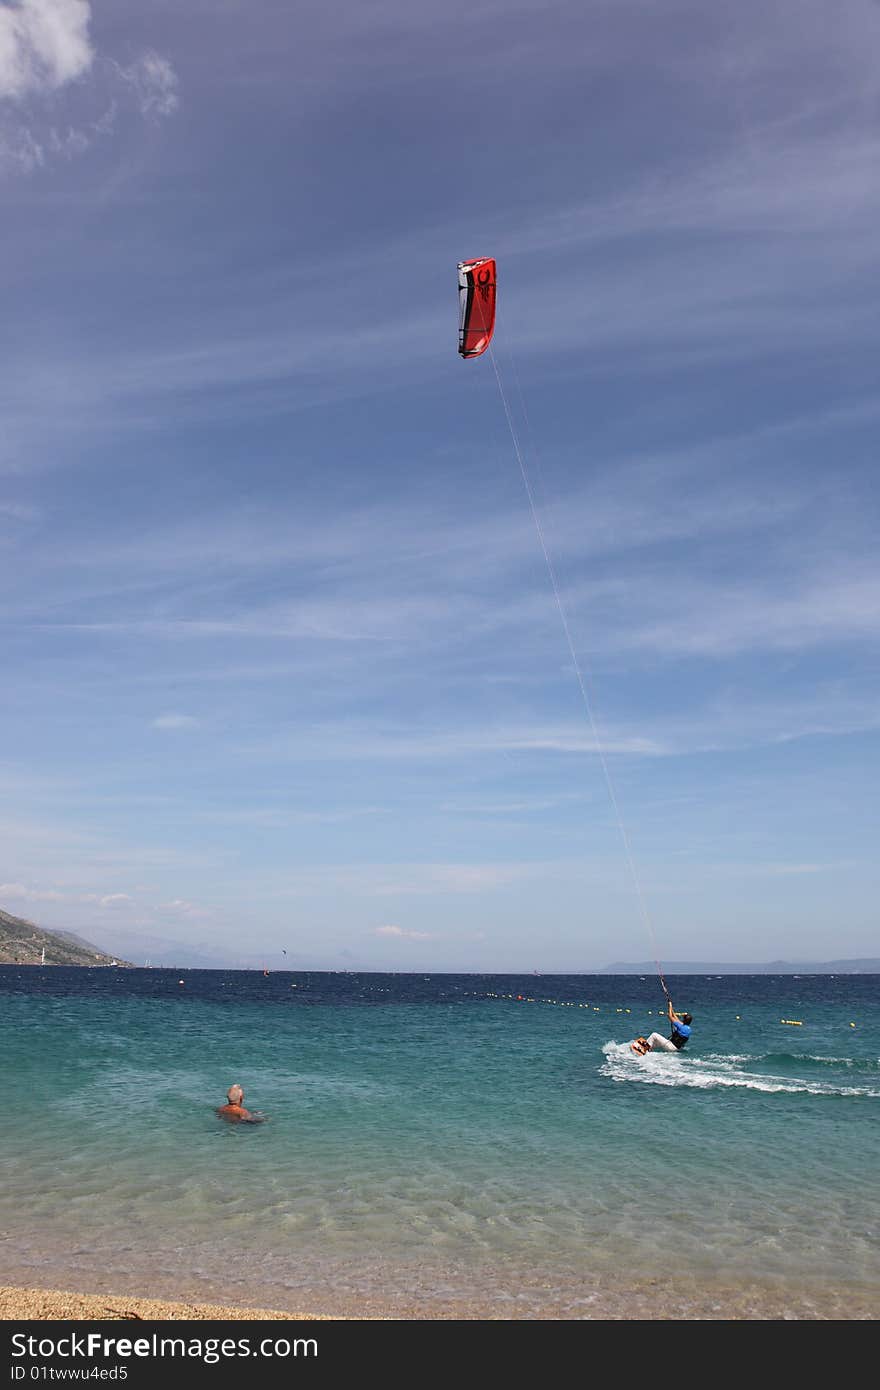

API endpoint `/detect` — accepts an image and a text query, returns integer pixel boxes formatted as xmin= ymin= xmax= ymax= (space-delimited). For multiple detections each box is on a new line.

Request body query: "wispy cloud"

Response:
xmin=619 ymin=568 xmax=880 ymax=658
xmin=0 ymin=499 xmax=39 ymax=521
xmin=152 ymin=713 xmax=199 ymax=731
xmin=113 ymin=51 xmax=179 ymax=120
xmin=201 ymin=804 xmax=389 ymax=828
xmin=232 ymin=720 xmax=667 ymax=767
xmin=0 ymin=882 xmax=131 ymax=908
xmin=273 ymin=861 xmax=545 ymax=898
xmin=754 ymin=862 xmax=830 ymax=877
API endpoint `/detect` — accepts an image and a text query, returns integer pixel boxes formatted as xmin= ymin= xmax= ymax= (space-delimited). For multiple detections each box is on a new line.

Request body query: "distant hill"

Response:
xmin=601 ymin=959 xmax=880 ymax=974
xmin=0 ymin=907 xmax=131 ymax=967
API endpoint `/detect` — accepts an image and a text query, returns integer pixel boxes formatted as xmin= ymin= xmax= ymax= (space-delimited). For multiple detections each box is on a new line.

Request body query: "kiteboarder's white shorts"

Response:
xmin=646 ymin=1033 xmax=678 ymax=1052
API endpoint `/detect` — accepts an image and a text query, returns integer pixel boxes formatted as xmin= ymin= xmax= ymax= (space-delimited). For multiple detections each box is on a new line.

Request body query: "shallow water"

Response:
xmin=2 ymin=969 xmax=877 ymax=1318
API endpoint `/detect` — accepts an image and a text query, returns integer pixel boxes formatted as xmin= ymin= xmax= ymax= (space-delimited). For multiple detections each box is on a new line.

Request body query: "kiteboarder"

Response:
xmin=632 ymin=1000 xmax=693 ymax=1054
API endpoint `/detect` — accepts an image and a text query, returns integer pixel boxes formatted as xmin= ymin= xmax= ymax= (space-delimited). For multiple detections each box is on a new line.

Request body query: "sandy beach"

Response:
xmin=0 ymin=1285 xmax=331 ymax=1322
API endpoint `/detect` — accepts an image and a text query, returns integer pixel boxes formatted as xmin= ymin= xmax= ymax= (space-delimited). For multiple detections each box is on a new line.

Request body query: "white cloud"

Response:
xmin=152 ymin=713 xmax=199 ymax=731
xmin=373 ymin=924 xmax=432 ymax=940
xmin=158 ymin=898 xmax=211 ymax=919
xmin=0 ymin=0 xmax=93 ymax=101
xmin=0 ymin=882 xmax=74 ymax=903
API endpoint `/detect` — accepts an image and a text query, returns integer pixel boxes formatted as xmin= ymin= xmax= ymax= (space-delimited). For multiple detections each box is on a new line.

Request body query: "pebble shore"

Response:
xmin=0 ymin=1286 xmax=330 ymax=1322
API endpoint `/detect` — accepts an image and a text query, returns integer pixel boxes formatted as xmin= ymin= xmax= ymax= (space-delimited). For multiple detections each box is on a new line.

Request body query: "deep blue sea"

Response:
xmin=2 ymin=968 xmax=877 ymax=1319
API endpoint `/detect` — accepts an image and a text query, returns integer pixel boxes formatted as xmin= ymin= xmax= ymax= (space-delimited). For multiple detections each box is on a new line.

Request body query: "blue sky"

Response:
xmin=2 ymin=0 xmax=879 ymax=970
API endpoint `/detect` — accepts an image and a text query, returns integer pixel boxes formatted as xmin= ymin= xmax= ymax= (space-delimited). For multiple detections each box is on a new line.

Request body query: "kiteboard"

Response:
xmin=630 ymin=1037 xmax=651 ymax=1056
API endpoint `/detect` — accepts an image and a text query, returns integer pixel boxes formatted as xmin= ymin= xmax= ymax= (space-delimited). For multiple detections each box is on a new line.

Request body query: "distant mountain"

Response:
xmin=601 ymin=959 xmax=880 ymax=974
xmin=68 ymin=929 xmax=291 ymax=970
xmin=0 ymin=907 xmax=131 ymax=967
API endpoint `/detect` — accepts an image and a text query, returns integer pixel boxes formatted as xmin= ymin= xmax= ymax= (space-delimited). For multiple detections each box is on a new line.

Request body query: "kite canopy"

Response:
xmin=458 ymin=258 xmax=496 ymax=358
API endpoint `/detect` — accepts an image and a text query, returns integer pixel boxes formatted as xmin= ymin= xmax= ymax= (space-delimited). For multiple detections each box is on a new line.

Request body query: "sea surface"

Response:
xmin=2 ymin=968 xmax=877 ymax=1320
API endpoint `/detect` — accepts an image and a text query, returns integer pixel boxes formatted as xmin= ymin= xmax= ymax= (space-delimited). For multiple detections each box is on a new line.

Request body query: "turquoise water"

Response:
xmin=2 ymin=969 xmax=877 ymax=1319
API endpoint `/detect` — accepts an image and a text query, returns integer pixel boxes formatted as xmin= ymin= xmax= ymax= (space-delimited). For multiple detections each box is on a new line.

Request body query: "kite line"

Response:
xmin=458 ymin=257 xmax=669 ymax=999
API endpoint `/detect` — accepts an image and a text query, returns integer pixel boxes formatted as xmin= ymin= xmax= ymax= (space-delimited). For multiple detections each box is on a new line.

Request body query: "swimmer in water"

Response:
xmin=216 ymin=1083 xmax=264 ymax=1123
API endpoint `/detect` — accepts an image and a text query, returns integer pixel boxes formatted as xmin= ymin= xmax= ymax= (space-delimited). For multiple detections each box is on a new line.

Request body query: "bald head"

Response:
xmin=226 ymin=1084 xmax=244 ymax=1104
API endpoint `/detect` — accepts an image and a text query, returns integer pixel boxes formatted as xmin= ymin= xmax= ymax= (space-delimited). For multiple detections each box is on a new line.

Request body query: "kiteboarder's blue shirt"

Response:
xmin=671 ymin=1020 xmax=691 ymax=1045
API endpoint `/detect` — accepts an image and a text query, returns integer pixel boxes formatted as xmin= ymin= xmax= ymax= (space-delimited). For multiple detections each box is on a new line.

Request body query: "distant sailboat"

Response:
xmin=40 ymin=947 xmax=45 ymax=966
